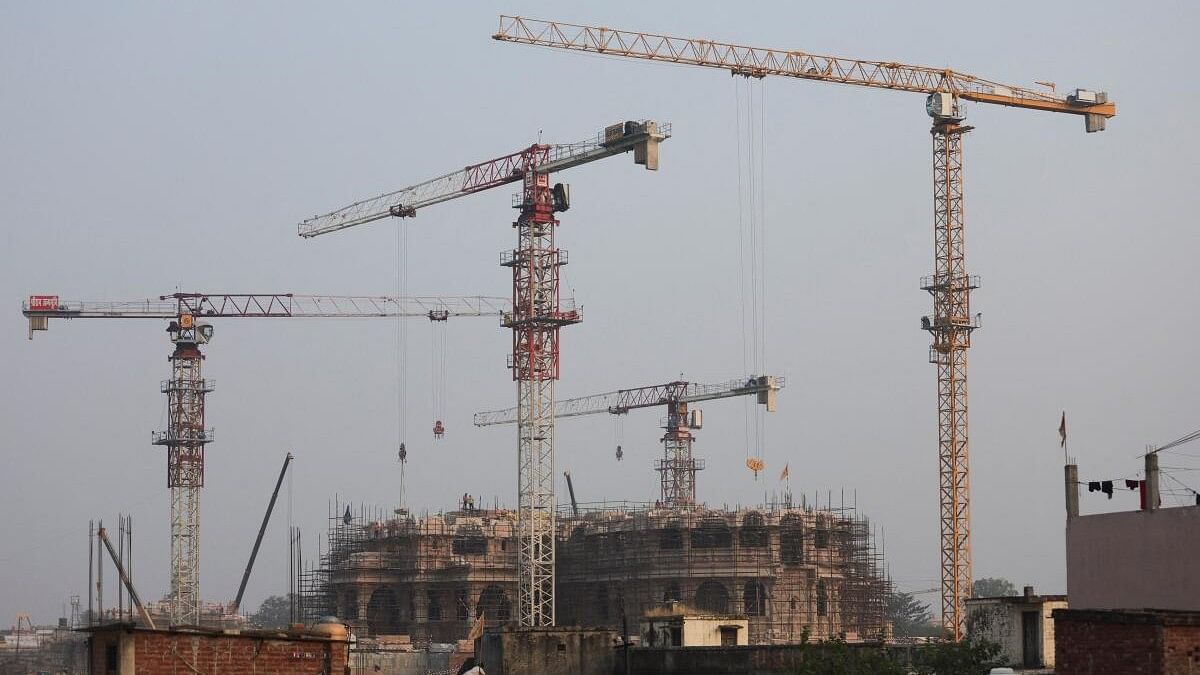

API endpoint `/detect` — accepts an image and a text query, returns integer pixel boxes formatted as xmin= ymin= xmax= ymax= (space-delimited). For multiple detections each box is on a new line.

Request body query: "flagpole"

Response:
xmin=1060 ymin=411 xmax=1069 ymax=466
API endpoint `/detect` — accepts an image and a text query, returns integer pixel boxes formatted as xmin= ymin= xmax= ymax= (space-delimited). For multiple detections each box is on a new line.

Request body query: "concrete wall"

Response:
xmin=350 ymin=647 xmax=451 ymax=675
xmin=1067 ymin=505 xmax=1200 ymax=610
xmin=478 ymin=627 xmax=618 ymax=675
xmin=965 ymin=597 xmax=1066 ymax=668
xmin=628 ymin=644 xmax=915 ymax=675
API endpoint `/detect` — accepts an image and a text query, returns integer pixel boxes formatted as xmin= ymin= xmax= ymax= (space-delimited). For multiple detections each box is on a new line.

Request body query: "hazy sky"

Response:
xmin=2 ymin=2 xmax=1197 ymax=624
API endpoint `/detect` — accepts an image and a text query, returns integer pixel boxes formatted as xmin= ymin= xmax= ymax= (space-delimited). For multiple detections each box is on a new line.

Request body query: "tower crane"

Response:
xmin=491 ymin=16 xmax=1116 ymax=639
xmin=298 ymin=120 xmax=670 ymax=627
xmin=22 ymin=291 xmax=506 ymax=626
xmin=474 ymin=375 xmax=783 ymax=507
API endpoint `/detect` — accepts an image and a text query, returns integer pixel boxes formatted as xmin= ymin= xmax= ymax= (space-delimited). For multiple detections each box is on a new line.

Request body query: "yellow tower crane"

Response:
xmin=491 ymin=15 xmax=1116 ymax=640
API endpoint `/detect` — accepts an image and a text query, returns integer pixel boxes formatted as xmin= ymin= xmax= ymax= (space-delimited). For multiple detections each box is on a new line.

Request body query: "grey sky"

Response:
xmin=2 ymin=1 xmax=1197 ymax=623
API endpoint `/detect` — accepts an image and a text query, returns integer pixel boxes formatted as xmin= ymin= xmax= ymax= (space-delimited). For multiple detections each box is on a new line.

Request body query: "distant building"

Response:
xmin=965 ymin=586 xmax=1066 ymax=670
xmin=300 ymin=499 xmax=889 ymax=645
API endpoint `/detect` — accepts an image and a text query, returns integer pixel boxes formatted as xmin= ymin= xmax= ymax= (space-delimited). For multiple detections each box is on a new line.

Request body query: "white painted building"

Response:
xmin=965 ymin=587 xmax=1066 ymax=671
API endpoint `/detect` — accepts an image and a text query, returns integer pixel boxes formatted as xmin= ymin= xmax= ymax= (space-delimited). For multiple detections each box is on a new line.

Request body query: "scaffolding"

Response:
xmin=555 ymin=495 xmax=888 ymax=644
xmin=298 ymin=497 xmax=518 ymax=645
xmin=299 ymin=492 xmax=889 ymax=645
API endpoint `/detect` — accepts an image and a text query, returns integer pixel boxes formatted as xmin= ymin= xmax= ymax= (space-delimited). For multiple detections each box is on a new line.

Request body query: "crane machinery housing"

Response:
xmin=491 ymin=15 xmax=1116 ymax=640
xmin=23 ymin=292 xmax=506 ymax=625
xmin=474 ymin=375 xmax=784 ymax=508
xmin=299 ymin=120 xmax=670 ymax=628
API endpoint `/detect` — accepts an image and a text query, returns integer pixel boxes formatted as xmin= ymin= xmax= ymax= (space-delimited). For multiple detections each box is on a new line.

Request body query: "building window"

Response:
xmin=427 ymin=592 xmax=442 ymax=622
xmin=816 ymin=580 xmax=828 ymax=617
xmin=663 ymin=582 xmax=682 ymax=602
xmin=695 ymin=581 xmax=729 ymax=614
xmin=660 ymin=524 xmax=683 ymax=550
xmin=814 ymin=516 xmax=831 ymax=549
xmin=477 ymin=585 xmax=512 ymax=624
xmin=452 ymin=525 xmax=487 ymax=555
xmin=743 ymin=581 xmax=767 ymax=616
xmin=691 ymin=516 xmax=732 ymax=549
xmin=455 ymin=588 xmax=470 ymax=621
xmin=719 ymin=626 xmax=739 ymax=646
xmin=739 ymin=512 xmax=768 ymax=548
xmin=367 ymin=587 xmax=401 ymax=634
xmin=105 ymin=644 xmax=118 ymax=673
xmin=780 ymin=514 xmax=804 ymax=565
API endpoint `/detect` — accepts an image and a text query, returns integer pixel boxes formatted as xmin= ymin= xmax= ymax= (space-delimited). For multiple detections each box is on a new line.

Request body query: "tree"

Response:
xmin=971 ymin=577 xmax=1017 ymax=598
xmin=250 ymin=594 xmax=293 ymax=628
xmin=913 ymin=637 xmax=1007 ymax=675
xmin=885 ymin=591 xmax=940 ymax=638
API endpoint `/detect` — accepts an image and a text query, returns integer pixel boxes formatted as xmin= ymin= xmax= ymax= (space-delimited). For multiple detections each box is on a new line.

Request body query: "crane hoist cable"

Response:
xmin=735 ymin=76 xmax=770 ymax=479
xmin=397 ymin=223 xmax=410 ymax=505
xmin=397 ymin=224 xmax=410 ymax=441
xmin=431 ymin=317 xmax=448 ymax=439
xmin=612 ymin=415 xmax=625 ymax=461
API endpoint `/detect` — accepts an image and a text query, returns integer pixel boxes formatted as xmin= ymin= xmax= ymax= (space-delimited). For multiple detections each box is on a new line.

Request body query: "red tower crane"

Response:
xmin=490 ymin=16 xmax=1116 ymax=639
xmin=298 ymin=120 xmax=670 ymax=627
xmin=23 ymin=292 xmax=505 ymax=625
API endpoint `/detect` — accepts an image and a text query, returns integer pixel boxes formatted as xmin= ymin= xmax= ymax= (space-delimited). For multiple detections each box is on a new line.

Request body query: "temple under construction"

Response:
xmin=299 ymin=493 xmax=889 ymax=645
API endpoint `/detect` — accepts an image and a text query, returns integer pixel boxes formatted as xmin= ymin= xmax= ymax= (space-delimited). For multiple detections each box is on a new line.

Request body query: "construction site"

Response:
xmin=8 ymin=4 xmax=1198 ymax=675
xmin=297 ymin=494 xmax=888 ymax=646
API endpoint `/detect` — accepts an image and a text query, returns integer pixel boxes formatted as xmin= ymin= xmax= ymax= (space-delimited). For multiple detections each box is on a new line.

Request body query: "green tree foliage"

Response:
xmin=885 ymin=591 xmax=940 ymax=637
xmin=971 ymin=577 xmax=1017 ymax=598
xmin=913 ymin=637 xmax=1007 ymax=675
xmin=792 ymin=638 xmax=906 ymax=675
xmin=250 ymin=594 xmax=293 ymax=628
xmin=784 ymin=636 xmax=1005 ymax=675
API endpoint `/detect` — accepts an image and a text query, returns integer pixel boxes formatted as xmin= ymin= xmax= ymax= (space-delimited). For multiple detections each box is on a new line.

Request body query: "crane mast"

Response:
xmin=23 ymin=292 xmax=503 ymax=625
xmin=492 ymin=16 xmax=1115 ymax=639
xmin=475 ymin=375 xmax=783 ymax=507
xmin=299 ymin=121 xmax=669 ymax=627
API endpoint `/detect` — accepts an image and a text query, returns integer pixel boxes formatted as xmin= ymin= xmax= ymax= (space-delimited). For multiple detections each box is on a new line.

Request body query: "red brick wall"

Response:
xmin=1055 ymin=610 xmax=1200 ymax=675
xmin=88 ymin=628 xmax=349 ymax=675
xmin=1162 ymin=624 xmax=1200 ymax=675
xmin=1055 ymin=615 xmax=1163 ymax=675
xmin=133 ymin=632 xmax=347 ymax=675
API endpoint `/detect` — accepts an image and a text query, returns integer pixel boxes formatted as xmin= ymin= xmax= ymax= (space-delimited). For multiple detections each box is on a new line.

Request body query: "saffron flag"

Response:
xmin=1059 ymin=412 xmax=1067 ymax=448
xmin=467 ymin=612 xmax=485 ymax=642
xmin=780 ymin=463 xmax=790 ymax=481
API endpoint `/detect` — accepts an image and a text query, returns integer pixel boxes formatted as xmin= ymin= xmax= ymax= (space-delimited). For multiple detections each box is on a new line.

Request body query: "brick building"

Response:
xmin=1053 ymin=609 xmax=1200 ymax=675
xmin=85 ymin=622 xmax=349 ymax=675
